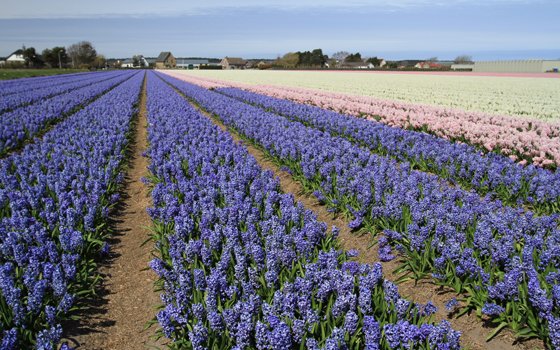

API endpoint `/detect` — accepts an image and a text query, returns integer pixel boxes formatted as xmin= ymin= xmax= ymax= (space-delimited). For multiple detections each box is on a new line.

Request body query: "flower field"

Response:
xmin=0 ymin=69 xmax=558 ymax=349
xmin=0 ymin=70 xmax=142 ymax=349
xmin=146 ymin=71 xmax=460 ymax=350
xmin=165 ymin=72 xmax=560 ymax=169
xmin=159 ymin=71 xmax=560 ymax=349
xmin=167 ymin=70 xmax=560 ymax=121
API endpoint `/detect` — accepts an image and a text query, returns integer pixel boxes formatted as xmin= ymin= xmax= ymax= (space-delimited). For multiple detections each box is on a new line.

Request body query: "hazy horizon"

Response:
xmin=1 ymin=0 xmax=559 ymax=61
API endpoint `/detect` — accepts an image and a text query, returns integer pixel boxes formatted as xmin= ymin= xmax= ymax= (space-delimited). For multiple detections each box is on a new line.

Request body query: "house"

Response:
xmin=415 ymin=61 xmax=443 ymax=69
xmin=6 ymin=49 xmax=25 ymax=64
xmin=340 ymin=61 xmax=374 ymax=69
xmin=121 ymin=58 xmax=135 ymax=68
xmin=155 ymin=51 xmax=176 ymax=69
xmin=220 ymin=57 xmax=247 ymax=69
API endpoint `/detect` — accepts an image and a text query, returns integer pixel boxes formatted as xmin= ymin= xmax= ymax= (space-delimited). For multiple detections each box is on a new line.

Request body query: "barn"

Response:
xmin=155 ymin=52 xmax=176 ymax=69
xmin=220 ymin=57 xmax=247 ymax=69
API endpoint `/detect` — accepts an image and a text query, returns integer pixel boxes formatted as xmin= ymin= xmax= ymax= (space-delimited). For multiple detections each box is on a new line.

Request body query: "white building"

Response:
xmin=340 ymin=61 xmax=375 ymax=69
xmin=121 ymin=58 xmax=135 ymax=68
xmin=6 ymin=49 xmax=25 ymax=64
xmin=221 ymin=57 xmax=247 ymax=69
xmin=176 ymin=58 xmax=220 ymax=69
xmin=451 ymin=64 xmax=475 ymax=71
xmin=473 ymin=60 xmax=560 ymax=73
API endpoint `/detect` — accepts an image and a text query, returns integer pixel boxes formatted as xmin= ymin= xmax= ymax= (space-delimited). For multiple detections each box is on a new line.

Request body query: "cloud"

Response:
xmin=0 ymin=0 xmax=543 ymax=19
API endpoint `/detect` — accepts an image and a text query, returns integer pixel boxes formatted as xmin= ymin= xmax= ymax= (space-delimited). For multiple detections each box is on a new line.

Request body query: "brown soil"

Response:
xmin=62 ymin=76 xmax=166 ymax=349
xmin=186 ymin=100 xmax=544 ymax=350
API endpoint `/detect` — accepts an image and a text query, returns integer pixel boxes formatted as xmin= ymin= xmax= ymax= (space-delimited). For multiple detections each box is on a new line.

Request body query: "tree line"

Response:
xmin=273 ymin=49 xmax=473 ymax=69
xmin=274 ymin=49 xmax=327 ymax=68
xmin=4 ymin=41 xmax=106 ymax=69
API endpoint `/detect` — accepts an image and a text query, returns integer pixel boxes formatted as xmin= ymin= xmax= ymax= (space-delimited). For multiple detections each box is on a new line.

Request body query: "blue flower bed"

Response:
xmin=0 ymin=71 xmax=134 ymax=156
xmin=216 ymin=87 xmax=560 ymax=216
xmin=146 ymin=72 xmax=462 ymax=349
xmin=0 ymin=71 xmax=143 ymax=349
xmin=0 ymin=71 xmax=123 ymax=114
xmin=157 ymin=72 xmax=560 ymax=348
xmin=0 ymin=71 xmax=96 ymax=97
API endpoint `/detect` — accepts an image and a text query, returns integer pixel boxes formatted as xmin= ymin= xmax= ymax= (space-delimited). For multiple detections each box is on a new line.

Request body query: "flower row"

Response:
xmin=215 ymin=87 xmax=560 ymax=215
xmin=0 ymin=71 xmax=134 ymax=156
xmin=146 ymin=72 xmax=461 ymax=349
xmin=0 ymin=71 xmax=143 ymax=349
xmin=0 ymin=71 xmax=95 ymax=97
xmin=0 ymin=71 xmax=121 ymax=114
xmin=158 ymin=72 xmax=560 ymax=348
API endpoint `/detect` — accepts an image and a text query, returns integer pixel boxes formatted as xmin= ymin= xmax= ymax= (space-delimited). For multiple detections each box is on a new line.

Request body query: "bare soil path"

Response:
xmin=176 ymin=88 xmax=542 ymax=350
xmin=62 ymin=75 xmax=165 ymax=350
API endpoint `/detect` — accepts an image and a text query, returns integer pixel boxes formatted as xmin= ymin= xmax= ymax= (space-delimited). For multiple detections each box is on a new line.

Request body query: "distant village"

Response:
xmin=108 ymin=51 xmax=484 ymax=72
xmin=1 ymin=44 xmax=559 ymax=73
xmin=111 ymin=51 xmax=560 ymax=73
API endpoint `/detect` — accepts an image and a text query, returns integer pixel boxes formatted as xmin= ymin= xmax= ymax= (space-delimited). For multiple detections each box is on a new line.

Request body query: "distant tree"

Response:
xmin=67 ymin=41 xmax=97 ymax=68
xmin=332 ymin=51 xmax=350 ymax=62
xmin=257 ymin=61 xmax=272 ymax=70
xmin=345 ymin=53 xmax=362 ymax=62
xmin=139 ymin=55 xmax=147 ymax=67
xmin=23 ymin=47 xmax=44 ymax=68
xmin=274 ymin=52 xmax=299 ymax=68
xmin=311 ymin=48 xmax=327 ymax=66
xmin=285 ymin=52 xmax=300 ymax=67
xmin=129 ymin=55 xmax=148 ymax=68
xmin=366 ymin=56 xmax=381 ymax=66
xmin=93 ymin=55 xmax=106 ymax=69
xmin=454 ymin=54 xmax=473 ymax=64
xmin=41 ymin=48 xmax=53 ymax=67
xmin=426 ymin=56 xmax=438 ymax=62
xmin=42 ymin=47 xmax=68 ymax=68
xmin=327 ymin=58 xmax=338 ymax=68
xmin=297 ymin=51 xmax=311 ymax=66
xmin=275 ymin=49 xmax=326 ymax=68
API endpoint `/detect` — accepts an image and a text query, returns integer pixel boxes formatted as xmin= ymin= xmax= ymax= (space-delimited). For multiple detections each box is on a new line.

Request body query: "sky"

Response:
xmin=1 ymin=0 xmax=559 ymax=60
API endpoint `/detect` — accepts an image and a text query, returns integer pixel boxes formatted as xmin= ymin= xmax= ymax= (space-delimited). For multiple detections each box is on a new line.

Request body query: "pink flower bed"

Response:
xmin=164 ymin=71 xmax=560 ymax=167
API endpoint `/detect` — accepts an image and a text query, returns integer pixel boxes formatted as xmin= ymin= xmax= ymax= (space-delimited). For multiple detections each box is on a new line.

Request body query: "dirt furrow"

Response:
xmin=62 ymin=75 xmax=165 ymax=350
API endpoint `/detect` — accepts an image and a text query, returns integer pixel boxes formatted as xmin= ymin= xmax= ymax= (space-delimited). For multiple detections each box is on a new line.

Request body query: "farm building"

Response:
xmin=5 ymin=49 xmax=25 ymax=64
xmin=155 ymin=51 xmax=176 ymax=69
xmin=221 ymin=57 xmax=247 ymax=69
xmin=415 ymin=62 xmax=443 ymax=69
xmin=473 ymin=60 xmax=560 ymax=73
xmin=339 ymin=61 xmax=375 ymax=69
xmin=177 ymin=58 xmax=208 ymax=69
xmin=451 ymin=64 xmax=475 ymax=71
xmin=176 ymin=58 xmax=222 ymax=69
xmin=121 ymin=58 xmax=135 ymax=68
